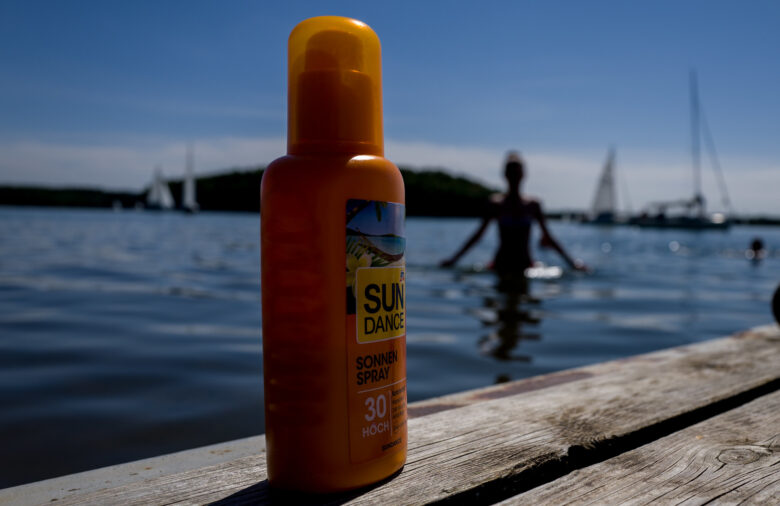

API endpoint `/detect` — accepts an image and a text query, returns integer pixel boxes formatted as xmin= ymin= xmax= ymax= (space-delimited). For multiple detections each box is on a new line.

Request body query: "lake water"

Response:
xmin=1 ymin=206 xmax=778 ymax=487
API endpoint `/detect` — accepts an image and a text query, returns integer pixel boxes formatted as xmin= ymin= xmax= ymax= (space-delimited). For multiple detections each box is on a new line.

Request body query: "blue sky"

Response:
xmin=1 ymin=0 xmax=778 ymax=213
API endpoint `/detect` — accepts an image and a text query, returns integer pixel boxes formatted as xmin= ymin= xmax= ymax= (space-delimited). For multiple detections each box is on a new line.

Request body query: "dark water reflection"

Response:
xmin=476 ymin=285 xmax=541 ymax=365
xmin=1 ymin=208 xmax=779 ymax=487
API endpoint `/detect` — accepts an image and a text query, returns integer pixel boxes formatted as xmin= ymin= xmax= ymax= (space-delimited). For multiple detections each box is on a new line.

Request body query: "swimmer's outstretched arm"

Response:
xmin=532 ymin=201 xmax=588 ymax=271
xmin=440 ymin=215 xmax=493 ymax=268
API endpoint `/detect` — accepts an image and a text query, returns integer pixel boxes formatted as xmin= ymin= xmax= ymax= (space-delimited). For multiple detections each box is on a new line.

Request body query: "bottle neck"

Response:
xmin=288 ymin=68 xmax=383 ymax=156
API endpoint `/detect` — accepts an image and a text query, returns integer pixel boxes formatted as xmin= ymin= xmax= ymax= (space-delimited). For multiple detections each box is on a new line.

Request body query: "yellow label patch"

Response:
xmin=355 ymin=266 xmax=406 ymax=343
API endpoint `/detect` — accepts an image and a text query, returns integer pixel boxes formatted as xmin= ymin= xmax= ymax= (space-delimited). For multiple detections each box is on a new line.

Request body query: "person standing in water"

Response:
xmin=440 ymin=152 xmax=587 ymax=276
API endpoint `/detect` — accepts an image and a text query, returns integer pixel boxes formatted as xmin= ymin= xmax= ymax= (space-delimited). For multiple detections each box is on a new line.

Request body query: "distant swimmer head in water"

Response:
xmin=747 ymin=237 xmax=766 ymax=262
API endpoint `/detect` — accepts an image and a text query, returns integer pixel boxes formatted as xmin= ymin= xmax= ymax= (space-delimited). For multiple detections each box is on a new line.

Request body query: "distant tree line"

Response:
xmin=0 ymin=186 xmax=139 ymax=209
xmin=168 ymin=169 xmax=264 ymax=212
xmin=400 ymin=169 xmax=495 ymax=216
xmin=2 ymin=170 xmax=778 ymax=223
xmin=0 ymin=166 xmax=499 ymax=217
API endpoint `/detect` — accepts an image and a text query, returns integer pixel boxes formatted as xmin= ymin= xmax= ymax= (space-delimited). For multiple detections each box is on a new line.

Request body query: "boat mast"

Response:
xmin=690 ymin=70 xmax=704 ymax=216
xmin=183 ymin=144 xmax=198 ymax=212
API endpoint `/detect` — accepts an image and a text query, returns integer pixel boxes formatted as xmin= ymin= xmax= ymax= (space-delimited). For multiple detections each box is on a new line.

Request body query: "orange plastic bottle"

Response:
xmin=260 ymin=16 xmax=407 ymax=492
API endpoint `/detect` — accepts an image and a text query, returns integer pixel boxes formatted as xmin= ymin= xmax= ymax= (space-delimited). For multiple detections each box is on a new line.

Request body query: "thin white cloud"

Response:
xmin=0 ymin=137 xmax=285 ymax=190
xmin=0 ymin=136 xmax=777 ymax=214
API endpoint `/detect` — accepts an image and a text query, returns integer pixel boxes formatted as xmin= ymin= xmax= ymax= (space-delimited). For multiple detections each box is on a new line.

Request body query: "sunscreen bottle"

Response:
xmin=261 ymin=16 xmax=407 ymax=492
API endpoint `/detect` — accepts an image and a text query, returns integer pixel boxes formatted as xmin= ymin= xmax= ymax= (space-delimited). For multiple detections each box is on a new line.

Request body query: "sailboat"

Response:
xmin=146 ymin=166 xmax=175 ymax=211
xmin=182 ymin=145 xmax=199 ymax=214
xmin=583 ymin=148 xmax=618 ymax=224
xmin=631 ymin=72 xmax=731 ymax=229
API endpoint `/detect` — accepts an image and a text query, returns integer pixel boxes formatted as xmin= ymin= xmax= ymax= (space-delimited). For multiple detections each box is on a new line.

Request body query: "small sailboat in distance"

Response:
xmin=146 ymin=166 xmax=175 ymax=211
xmin=182 ymin=145 xmax=199 ymax=214
xmin=583 ymin=147 xmax=618 ymax=225
xmin=631 ymin=71 xmax=731 ymax=229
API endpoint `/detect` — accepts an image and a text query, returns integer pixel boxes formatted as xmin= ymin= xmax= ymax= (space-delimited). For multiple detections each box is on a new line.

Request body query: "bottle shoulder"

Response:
xmin=264 ymin=155 xmax=400 ymax=181
xmin=262 ymin=154 xmax=404 ymax=204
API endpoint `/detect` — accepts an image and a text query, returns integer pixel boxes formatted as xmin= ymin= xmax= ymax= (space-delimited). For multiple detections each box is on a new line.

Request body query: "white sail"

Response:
xmin=182 ymin=146 xmax=199 ymax=212
xmin=146 ymin=177 xmax=160 ymax=206
xmin=590 ymin=148 xmax=616 ymax=219
xmin=147 ymin=167 xmax=174 ymax=210
xmin=159 ymin=177 xmax=174 ymax=209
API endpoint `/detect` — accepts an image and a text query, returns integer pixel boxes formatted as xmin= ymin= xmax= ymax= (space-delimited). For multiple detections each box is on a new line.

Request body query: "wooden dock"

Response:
xmin=3 ymin=325 xmax=779 ymax=505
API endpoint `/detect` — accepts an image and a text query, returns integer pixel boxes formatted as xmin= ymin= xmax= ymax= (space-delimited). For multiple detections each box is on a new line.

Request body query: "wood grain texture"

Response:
xmin=0 ymin=436 xmax=266 ymax=506
xmin=504 ymin=389 xmax=780 ymax=505
xmin=5 ymin=325 xmax=779 ymax=505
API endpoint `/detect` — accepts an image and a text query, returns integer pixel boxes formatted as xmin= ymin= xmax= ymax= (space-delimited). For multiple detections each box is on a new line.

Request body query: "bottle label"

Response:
xmin=346 ymin=199 xmax=407 ymax=463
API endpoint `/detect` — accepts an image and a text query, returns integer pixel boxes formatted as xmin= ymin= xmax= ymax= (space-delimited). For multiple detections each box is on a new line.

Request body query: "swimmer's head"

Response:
xmin=504 ymin=151 xmax=524 ymax=188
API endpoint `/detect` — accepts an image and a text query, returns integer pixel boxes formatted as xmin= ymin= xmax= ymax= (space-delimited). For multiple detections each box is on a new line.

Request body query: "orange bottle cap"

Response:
xmin=287 ymin=16 xmax=384 ymax=156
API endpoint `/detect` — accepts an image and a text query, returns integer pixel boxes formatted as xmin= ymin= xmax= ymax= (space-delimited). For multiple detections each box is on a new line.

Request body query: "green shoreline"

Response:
xmin=1 ymin=167 xmax=778 ymax=224
xmin=0 ymin=167 xmax=495 ymax=217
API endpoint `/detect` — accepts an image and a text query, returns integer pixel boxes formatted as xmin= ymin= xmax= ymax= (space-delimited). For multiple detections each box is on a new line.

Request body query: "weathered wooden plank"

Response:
xmin=4 ymin=325 xmax=779 ymax=505
xmin=503 ymin=389 xmax=780 ymax=505
xmin=0 ymin=436 xmax=265 ymax=506
xmin=345 ymin=326 xmax=780 ymax=506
